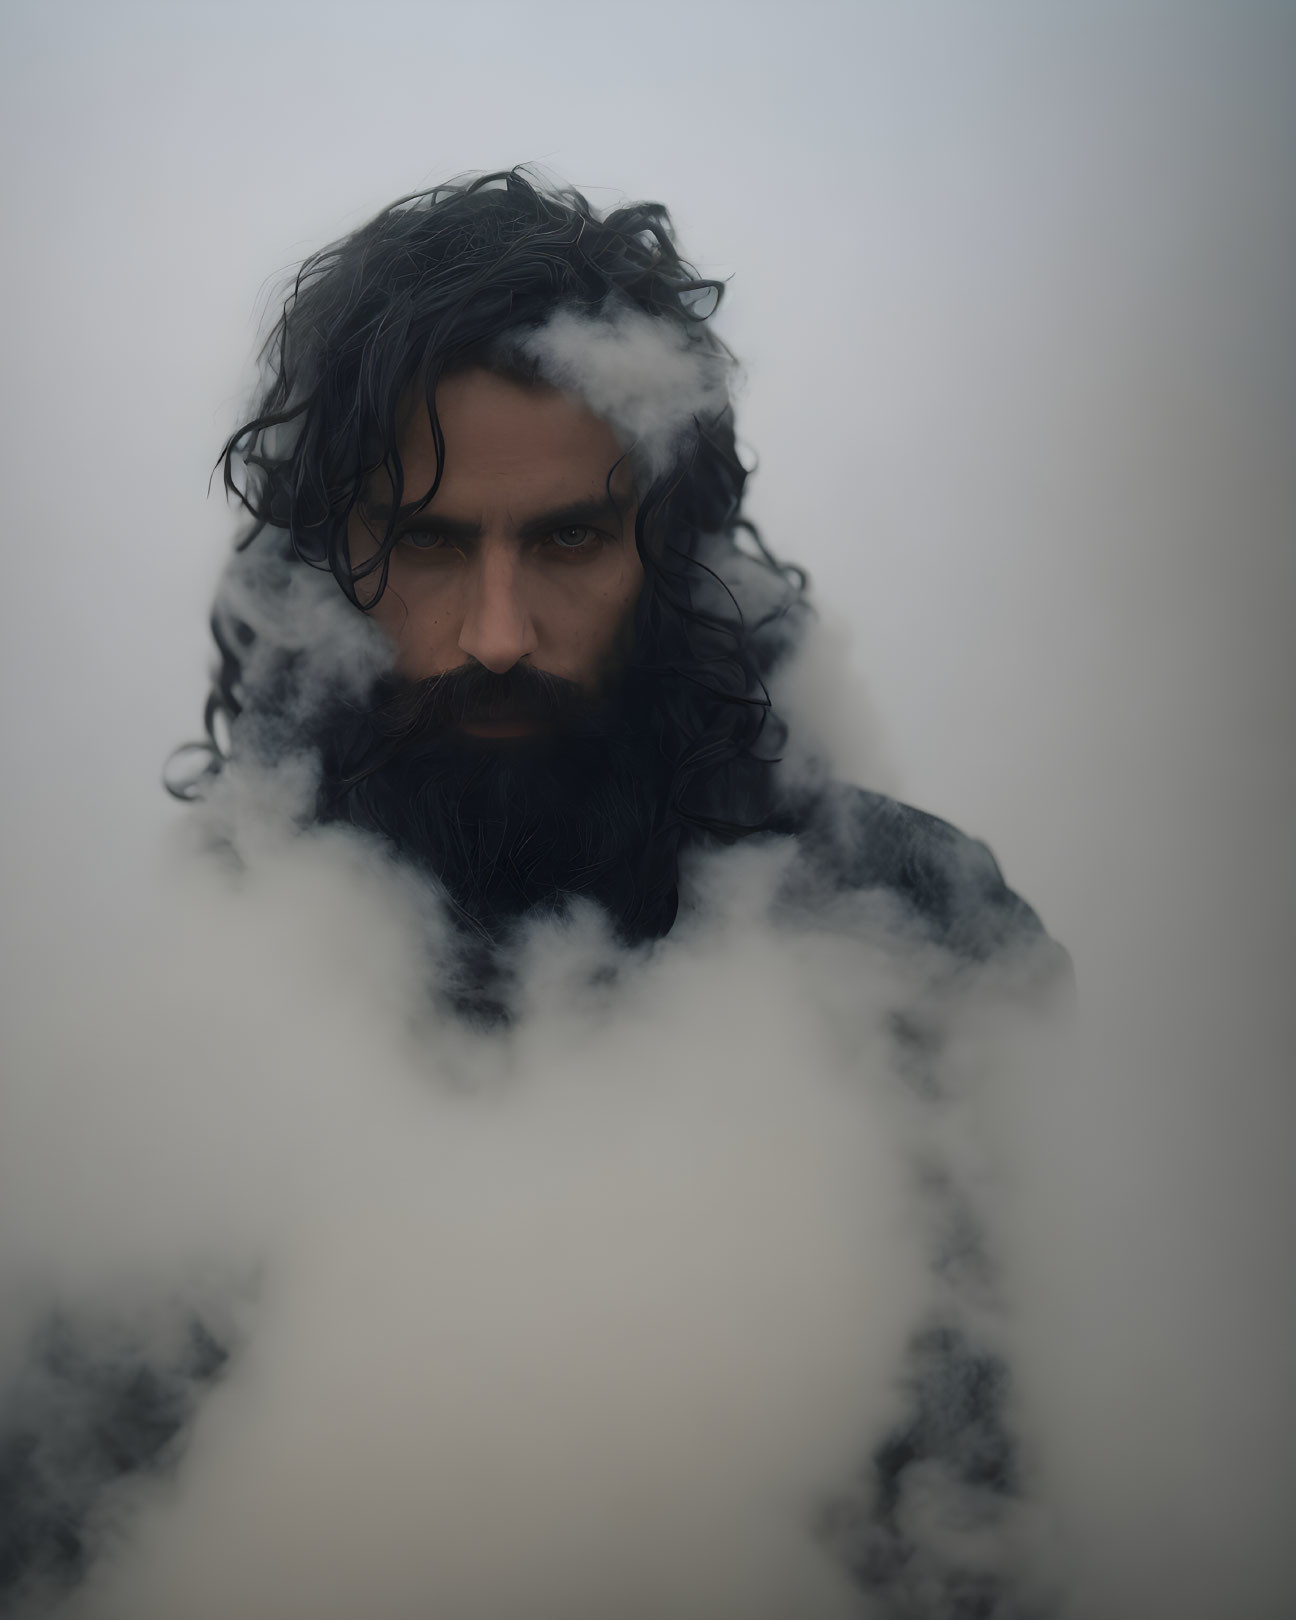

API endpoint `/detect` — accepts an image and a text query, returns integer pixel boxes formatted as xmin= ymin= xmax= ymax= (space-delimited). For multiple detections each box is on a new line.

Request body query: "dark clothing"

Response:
xmin=0 ymin=1318 xmax=228 ymax=1613
xmin=780 ymin=780 xmax=1067 ymax=977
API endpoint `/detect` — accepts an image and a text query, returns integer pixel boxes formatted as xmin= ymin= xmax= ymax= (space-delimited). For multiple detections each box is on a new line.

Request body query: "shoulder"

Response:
xmin=776 ymin=781 xmax=1072 ymax=987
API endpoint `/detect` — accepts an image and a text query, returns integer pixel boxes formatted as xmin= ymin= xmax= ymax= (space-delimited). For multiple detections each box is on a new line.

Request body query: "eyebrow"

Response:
xmin=360 ymin=494 xmax=629 ymax=541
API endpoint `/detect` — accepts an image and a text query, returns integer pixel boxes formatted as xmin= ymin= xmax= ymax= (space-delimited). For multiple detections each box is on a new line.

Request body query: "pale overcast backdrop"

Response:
xmin=1 ymin=3 xmax=1292 ymax=1614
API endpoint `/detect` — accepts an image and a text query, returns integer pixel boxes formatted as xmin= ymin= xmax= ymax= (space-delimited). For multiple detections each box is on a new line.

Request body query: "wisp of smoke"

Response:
xmin=517 ymin=300 xmax=734 ymax=479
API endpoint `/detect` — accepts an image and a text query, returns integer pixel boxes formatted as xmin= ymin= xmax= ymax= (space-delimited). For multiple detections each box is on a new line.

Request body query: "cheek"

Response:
xmin=600 ymin=548 xmax=645 ymax=618
xmin=369 ymin=571 xmax=461 ymax=678
xmin=610 ymin=552 xmax=647 ymax=635
xmin=557 ymin=553 xmax=645 ymax=673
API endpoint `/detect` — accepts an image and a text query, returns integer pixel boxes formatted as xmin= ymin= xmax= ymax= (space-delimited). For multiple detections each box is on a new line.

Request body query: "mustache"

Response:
xmin=383 ymin=662 xmax=597 ymax=733
xmin=331 ymin=663 xmax=615 ymax=791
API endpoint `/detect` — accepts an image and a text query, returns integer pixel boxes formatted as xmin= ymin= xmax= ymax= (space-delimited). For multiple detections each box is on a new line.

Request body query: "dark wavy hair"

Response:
xmin=178 ymin=168 xmax=811 ymax=899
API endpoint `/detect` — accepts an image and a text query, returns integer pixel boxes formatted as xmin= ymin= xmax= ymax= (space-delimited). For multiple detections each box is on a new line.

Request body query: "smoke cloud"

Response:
xmin=1 ymin=735 xmax=1064 ymax=1618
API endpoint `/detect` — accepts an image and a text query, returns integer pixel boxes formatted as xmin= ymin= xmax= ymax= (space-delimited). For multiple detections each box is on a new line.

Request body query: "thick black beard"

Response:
xmin=311 ymin=663 xmax=683 ymax=947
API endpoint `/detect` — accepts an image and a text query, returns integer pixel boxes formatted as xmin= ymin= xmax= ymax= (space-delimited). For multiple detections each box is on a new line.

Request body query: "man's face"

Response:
xmin=348 ymin=368 xmax=643 ymax=739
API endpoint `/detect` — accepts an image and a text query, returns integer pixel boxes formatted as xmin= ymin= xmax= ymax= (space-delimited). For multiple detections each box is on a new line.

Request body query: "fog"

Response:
xmin=1 ymin=3 xmax=1292 ymax=1617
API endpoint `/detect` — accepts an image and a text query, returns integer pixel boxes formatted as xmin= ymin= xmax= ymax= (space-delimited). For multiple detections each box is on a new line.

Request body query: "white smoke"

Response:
xmin=0 ymin=744 xmax=1064 ymax=1619
xmin=518 ymin=301 xmax=734 ymax=478
xmin=214 ymin=541 xmax=393 ymax=703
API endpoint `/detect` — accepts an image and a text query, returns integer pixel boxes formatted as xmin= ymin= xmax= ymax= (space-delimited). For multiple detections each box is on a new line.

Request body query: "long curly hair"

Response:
xmin=180 ymin=169 xmax=811 ymax=922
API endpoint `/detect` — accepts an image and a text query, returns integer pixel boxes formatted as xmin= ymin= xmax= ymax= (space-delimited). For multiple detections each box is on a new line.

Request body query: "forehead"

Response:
xmin=389 ymin=368 xmax=630 ymax=504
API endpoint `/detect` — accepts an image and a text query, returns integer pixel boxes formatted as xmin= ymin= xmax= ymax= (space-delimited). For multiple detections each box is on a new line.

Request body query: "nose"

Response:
xmin=456 ymin=542 xmax=539 ymax=674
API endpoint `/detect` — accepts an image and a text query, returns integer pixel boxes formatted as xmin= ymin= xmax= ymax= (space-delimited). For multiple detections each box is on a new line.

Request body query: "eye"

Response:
xmin=546 ymin=525 xmax=602 ymax=554
xmin=396 ymin=529 xmax=453 ymax=554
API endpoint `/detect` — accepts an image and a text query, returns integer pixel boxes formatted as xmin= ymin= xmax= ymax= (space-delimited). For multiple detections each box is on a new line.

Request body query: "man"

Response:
xmin=3 ymin=171 xmax=1066 ymax=1617
xmin=184 ymin=168 xmax=1061 ymax=998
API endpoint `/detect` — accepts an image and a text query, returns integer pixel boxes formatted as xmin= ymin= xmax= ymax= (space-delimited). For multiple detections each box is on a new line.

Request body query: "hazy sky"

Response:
xmin=1 ymin=3 xmax=1292 ymax=1613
